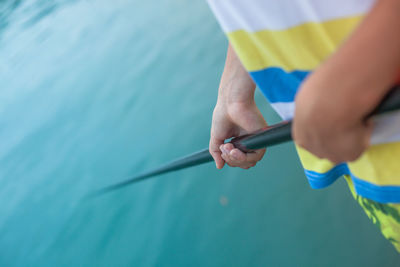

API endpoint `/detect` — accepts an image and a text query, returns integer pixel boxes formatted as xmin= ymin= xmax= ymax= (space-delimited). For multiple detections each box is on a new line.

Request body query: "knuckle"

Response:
xmin=311 ymin=150 xmax=325 ymax=160
xmin=328 ymin=157 xmax=341 ymax=164
xmin=255 ymin=154 xmax=263 ymax=161
xmin=295 ymin=139 xmax=307 ymax=150
xmin=348 ymin=152 xmax=362 ymax=162
xmin=229 ymin=163 xmax=239 ymax=168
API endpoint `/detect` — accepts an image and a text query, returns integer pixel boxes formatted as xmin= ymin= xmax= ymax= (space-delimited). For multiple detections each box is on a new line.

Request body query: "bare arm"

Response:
xmin=209 ymin=44 xmax=267 ymax=169
xmin=293 ymin=0 xmax=400 ymax=163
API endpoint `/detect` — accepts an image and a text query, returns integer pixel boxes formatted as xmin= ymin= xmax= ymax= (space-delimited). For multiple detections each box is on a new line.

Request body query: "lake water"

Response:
xmin=0 ymin=0 xmax=399 ymax=266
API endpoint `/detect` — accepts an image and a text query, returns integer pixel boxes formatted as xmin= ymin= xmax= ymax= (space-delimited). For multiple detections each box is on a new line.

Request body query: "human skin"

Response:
xmin=210 ymin=0 xmax=400 ymax=168
xmin=293 ymin=0 xmax=400 ymax=164
xmin=209 ymin=44 xmax=267 ymax=169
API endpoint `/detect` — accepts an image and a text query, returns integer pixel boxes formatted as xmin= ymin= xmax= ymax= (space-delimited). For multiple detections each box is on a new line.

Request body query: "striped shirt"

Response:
xmin=207 ymin=0 xmax=400 ymax=203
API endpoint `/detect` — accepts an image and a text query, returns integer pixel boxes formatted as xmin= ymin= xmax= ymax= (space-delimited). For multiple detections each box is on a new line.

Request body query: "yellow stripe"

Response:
xmin=295 ymin=146 xmax=335 ymax=173
xmin=348 ymin=142 xmax=400 ymax=186
xmin=227 ymin=16 xmax=363 ymax=72
xmin=297 ymin=142 xmax=400 ymax=186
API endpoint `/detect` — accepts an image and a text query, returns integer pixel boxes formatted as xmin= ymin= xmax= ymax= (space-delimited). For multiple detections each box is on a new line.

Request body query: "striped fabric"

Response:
xmin=207 ymin=0 xmax=400 ymax=203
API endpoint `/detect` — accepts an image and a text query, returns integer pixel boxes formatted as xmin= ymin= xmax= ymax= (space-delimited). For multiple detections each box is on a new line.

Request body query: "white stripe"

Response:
xmin=270 ymin=102 xmax=400 ymax=145
xmin=207 ymin=0 xmax=375 ymax=32
xmin=371 ymin=110 xmax=400 ymax=145
xmin=270 ymin=102 xmax=295 ymax=120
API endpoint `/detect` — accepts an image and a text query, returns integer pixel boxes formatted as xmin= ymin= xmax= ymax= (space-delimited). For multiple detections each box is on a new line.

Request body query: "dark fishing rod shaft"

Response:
xmin=92 ymin=85 xmax=400 ymax=196
xmin=90 ymin=121 xmax=293 ymax=196
xmin=92 ymin=149 xmax=213 ymax=195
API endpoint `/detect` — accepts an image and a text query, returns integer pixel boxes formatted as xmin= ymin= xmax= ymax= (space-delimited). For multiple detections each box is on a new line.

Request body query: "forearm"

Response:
xmin=302 ymin=0 xmax=400 ymax=123
xmin=210 ymin=44 xmax=266 ymax=169
xmin=293 ymin=0 xmax=400 ymax=163
xmin=217 ymin=44 xmax=256 ymax=106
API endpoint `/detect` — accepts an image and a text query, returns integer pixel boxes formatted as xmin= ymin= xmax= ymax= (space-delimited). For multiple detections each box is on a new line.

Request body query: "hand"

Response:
xmin=293 ymin=75 xmax=373 ymax=164
xmin=209 ymin=44 xmax=267 ymax=169
xmin=292 ymin=0 xmax=400 ymax=164
xmin=210 ymin=101 xmax=267 ymax=169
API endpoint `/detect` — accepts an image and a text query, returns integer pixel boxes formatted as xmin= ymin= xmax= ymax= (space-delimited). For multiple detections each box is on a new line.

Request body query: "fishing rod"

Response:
xmin=92 ymin=85 xmax=400 ymax=196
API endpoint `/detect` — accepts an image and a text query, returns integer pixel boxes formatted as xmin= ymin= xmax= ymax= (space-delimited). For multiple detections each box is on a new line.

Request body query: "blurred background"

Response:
xmin=0 ymin=0 xmax=399 ymax=266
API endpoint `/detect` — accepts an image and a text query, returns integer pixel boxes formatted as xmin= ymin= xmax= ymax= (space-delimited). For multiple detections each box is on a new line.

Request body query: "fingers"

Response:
xmin=209 ymin=136 xmax=225 ymax=169
xmin=220 ymin=143 xmax=265 ymax=169
xmin=209 ymin=103 xmax=268 ymax=170
xmin=293 ymin=119 xmax=373 ymax=164
xmin=245 ymin=147 xmax=266 ymax=162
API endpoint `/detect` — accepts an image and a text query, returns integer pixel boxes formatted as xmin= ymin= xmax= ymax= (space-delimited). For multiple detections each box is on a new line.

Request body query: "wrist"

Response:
xmin=215 ymin=99 xmax=258 ymax=122
xmin=218 ymin=43 xmax=256 ymax=106
xmin=218 ymin=66 xmax=256 ymax=103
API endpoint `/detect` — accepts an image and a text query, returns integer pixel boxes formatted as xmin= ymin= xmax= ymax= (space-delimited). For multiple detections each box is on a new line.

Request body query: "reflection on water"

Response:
xmin=1 ymin=0 xmax=75 ymax=33
xmin=0 ymin=0 xmax=398 ymax=266
xmin=0 ymin=0 xmax=22 ymax=31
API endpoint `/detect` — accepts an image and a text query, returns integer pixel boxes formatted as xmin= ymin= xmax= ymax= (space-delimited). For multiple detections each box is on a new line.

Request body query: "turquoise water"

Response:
xmin=1 ymin=0 xmax=399 ymax=266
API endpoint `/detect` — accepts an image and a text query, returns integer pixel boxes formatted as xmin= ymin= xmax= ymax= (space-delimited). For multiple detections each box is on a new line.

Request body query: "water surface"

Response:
xmin=0 ymin=0 xmax=399 ymax=265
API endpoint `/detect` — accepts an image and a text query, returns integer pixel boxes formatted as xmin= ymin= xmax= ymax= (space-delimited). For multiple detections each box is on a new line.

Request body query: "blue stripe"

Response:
xmin=305 ymin=164 xmax=349 ymax=189
xmin=351 ymin=176 xmax=400 ymax=203
xmin=251 ymin=66 xmax=400 ymax=203
xmin=249 ymin=67 xmax=310 ymax=103
xmin=304 ymin=165 xmax=400 ymax=203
